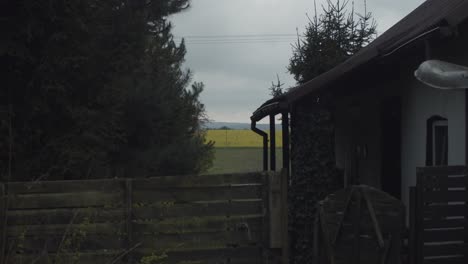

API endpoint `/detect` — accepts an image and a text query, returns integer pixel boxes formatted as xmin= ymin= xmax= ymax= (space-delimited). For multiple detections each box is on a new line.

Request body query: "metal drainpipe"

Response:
xmin=282 ymin=111 xmax=290 ymax=174
xmin=270 ymin=114 xmax=276 ymax=171
xmin=251 ymin=120 xmax=268 ymax=171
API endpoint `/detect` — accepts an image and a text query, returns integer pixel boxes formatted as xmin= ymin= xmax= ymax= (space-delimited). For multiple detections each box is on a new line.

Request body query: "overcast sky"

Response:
xmin=169 ymin=0 xmax=425 ymax=123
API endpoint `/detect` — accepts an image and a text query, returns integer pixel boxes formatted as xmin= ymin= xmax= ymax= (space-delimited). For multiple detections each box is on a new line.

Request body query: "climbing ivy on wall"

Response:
xmin=289 ymin=93 xmax=343 ymax=264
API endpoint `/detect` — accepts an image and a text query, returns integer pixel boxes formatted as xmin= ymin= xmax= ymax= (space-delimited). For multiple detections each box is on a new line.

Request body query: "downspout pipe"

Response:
xmin=270 ymin=114 xmax=276 ymax=171
xmin=251 ymin=120 xmax=268 ymax=171
xmin=282 ymin=111 xmax=290 ymax=174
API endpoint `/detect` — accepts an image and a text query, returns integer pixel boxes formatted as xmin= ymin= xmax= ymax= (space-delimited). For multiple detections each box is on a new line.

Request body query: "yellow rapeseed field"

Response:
xmin=206 ymin=129 xmax=283 ymax=147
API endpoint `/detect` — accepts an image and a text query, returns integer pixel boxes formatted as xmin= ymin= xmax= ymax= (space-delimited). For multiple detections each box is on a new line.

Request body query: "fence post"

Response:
xmin=408 ymin=187 xmax=416 ymax=264
xmin=125 ymin=179 xmax=134 ymax=263
xmin=0 ymin=183 xmax=5 ymax=264
xmin=280 ymin=170 xmax=289 ymax=264
xmin=465 ymin=168 xmax=468 ymax=263
xmin=269 ymin=172 xmax=282 ymax=249
xmin=267 ymin=170 xmax=289 ymax=264
xmin=415 ymin=169 xmax=424 ymax=264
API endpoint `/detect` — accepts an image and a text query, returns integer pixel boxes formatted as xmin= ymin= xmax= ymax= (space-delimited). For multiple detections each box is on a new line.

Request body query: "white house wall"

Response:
xmin=401 ymin=22 xmax=468 ymax=208
xmin=401 ymin=80 xmax=466 ymax=208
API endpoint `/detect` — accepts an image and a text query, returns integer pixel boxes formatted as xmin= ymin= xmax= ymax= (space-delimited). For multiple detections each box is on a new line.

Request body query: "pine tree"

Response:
xmin=288 ymin=0 xmax=377 ymax=84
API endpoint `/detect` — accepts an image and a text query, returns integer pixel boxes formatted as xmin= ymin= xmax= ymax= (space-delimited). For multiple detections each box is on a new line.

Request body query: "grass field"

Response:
xmin=207 ymin=147 xmax=283 ymax=174
xmin=206 ymin=129 xmax=282 ymax=147
xmin=205 ymin=129 xmax=284 ymax=174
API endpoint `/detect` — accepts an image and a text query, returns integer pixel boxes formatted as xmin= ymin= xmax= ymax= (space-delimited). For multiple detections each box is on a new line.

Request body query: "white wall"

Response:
xmin=401 ymin=81 xmax=466 ymax=207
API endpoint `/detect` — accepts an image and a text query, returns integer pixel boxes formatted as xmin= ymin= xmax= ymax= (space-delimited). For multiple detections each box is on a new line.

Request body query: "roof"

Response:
xmin=251 ymin=0 xmax=468 ymax=122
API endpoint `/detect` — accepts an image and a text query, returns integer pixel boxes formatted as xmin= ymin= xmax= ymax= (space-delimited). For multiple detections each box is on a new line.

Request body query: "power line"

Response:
xmin=172 ymin=34 xmax=303 ymax=45
xmin=178 ymin=38 xmax=299 ymax=42
xmin=185 ymin=40 xmax=294 ymax=45
xmin=174 ymin=33 xmax=299 ymax=39
xmin=183 ymin=38 xmax=297 ymax=42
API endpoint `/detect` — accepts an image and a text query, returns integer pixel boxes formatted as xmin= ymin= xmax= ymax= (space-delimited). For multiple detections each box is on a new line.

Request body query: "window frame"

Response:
xmin=426 ymin=115 xmax=448 ymax=166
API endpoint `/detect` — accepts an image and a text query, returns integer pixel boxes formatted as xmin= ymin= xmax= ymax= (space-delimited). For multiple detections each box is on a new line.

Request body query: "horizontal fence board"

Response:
xmin=133 ymin=215 xmax=263 ymax=234
xmin=421 ymin=191 xmax=466 ymax=203
xmin=7 ymin=222 xmax=125 ymax=237
xmin=7 ymin=179 xmax=124 ymax=194
xmin=446 ymin=176 xmax=468 ymax=188
xmin=132 ymin=231 xmax=261 ymax=250
xmin=8 ymin=251 xmax=121 ymax=264
xmin=136 ymin=246 xmax=262 ymax=264
xmin=424 ymin=218 xmax=466 ymax=229
xmin=133 ymin=173 xmax=264 ymax=189
xmin=7 ymin=208 xmax=125 ymax=225
xmin=133 ymin=200 xmax=263 ymax=219
xmin=423 ymin=228 xmax=465 ymax=242
xmin=133 ymin=185 xmax=262 ymax=203
xmin=424 ymin=204 xmax=467 ymax=218
xmin=423 ymin=243 xmax=466 ymax=257
xmin=418 ymin=166 xmax=467 ymax=177
xmin=7 ymin=235 xmax=124 ymax=253
xmin=6 ymin=192 xmax=123 ymax=209
xmin=423 ymin=256 xmax=466 ymax=264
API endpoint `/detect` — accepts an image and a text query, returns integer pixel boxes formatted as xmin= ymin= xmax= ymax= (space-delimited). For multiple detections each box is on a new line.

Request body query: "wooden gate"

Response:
xmin=409 ymin=166 xmax=468 ymax=264
xmin=0 ymin=172 xmax=289 ymax=264
xmin=314 ymin=185 xmax=405 ymax=264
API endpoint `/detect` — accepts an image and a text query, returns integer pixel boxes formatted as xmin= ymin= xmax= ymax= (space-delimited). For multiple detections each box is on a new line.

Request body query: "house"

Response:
xmin=252 ymin=0 xmax=468 ymax=204
xmin=251 ymin=1 xmax=468 ymax=259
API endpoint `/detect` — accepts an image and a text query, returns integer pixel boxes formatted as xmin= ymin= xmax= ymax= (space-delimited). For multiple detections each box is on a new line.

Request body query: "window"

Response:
xmin=426 ymin=116 xmax=448 ymax=166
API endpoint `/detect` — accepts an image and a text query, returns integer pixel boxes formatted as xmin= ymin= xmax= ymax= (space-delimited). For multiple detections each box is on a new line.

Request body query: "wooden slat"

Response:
xmin=423 ymin=228 xmax=465 ymax=242
xmin=424 ymin=218 xmax=466 ymax=229
xmin=133 ymin=185 xmax=262 ymax=203
xmin=132 ymin=231 xmax=262 ymax=251
xmin=7 ymin=208 xmax=125 ymax=225
xmin=423 ymin=256 xmax=466 ymax=264
xmin=133 ymin=200 xmax=263 ymax=219
xmin=7 ymin=179 xmax=124 ymax=194
xmin=7 ymin=251 xmax=120 ymax=264
xmin=136 ymin=246 xmax=262 ymax=264
xmin=133 ymin=215 xmax=263 ymax=234
xmin=446 ymin=176 xmax=467 ymax=188
xmin=7 ymin=222 xmax=125 ymax=236
xmin=421 ymin=191 xmax=466 ymax=203
xmin=133 ymin=173 xmax=263 ymax=189
xmin=424 ymin=204 xmax=467 ymax=218
xmin=7 ymin=192 xmax=123 ymax=209
xmin=417 ymin=166 xmax=466 ymax=177
xmin=423 ymin=243 xmax=466 ymax=257
xmin=6 ymin=235 xmax=123 ymax=252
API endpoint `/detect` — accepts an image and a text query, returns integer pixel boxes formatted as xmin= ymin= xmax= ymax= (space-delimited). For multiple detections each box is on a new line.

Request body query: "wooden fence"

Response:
xmin=0 ymin=172 xmax=288 ymax=264
xmin=409 ymin=166 xmax=468 ymax=264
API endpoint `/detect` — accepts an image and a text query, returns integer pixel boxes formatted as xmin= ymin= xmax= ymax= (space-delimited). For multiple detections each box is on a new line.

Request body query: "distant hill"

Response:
xmin=204 ymin=122 xmax=281 ymax=131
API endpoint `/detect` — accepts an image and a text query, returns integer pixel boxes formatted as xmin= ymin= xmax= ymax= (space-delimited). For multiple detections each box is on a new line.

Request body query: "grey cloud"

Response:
xmin=171 ymin=0 xmax=425 ymax=122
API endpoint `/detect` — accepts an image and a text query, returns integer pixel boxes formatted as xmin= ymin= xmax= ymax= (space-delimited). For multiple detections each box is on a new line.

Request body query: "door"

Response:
xmin=381 ymin=97 xmax=402 ymax=199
